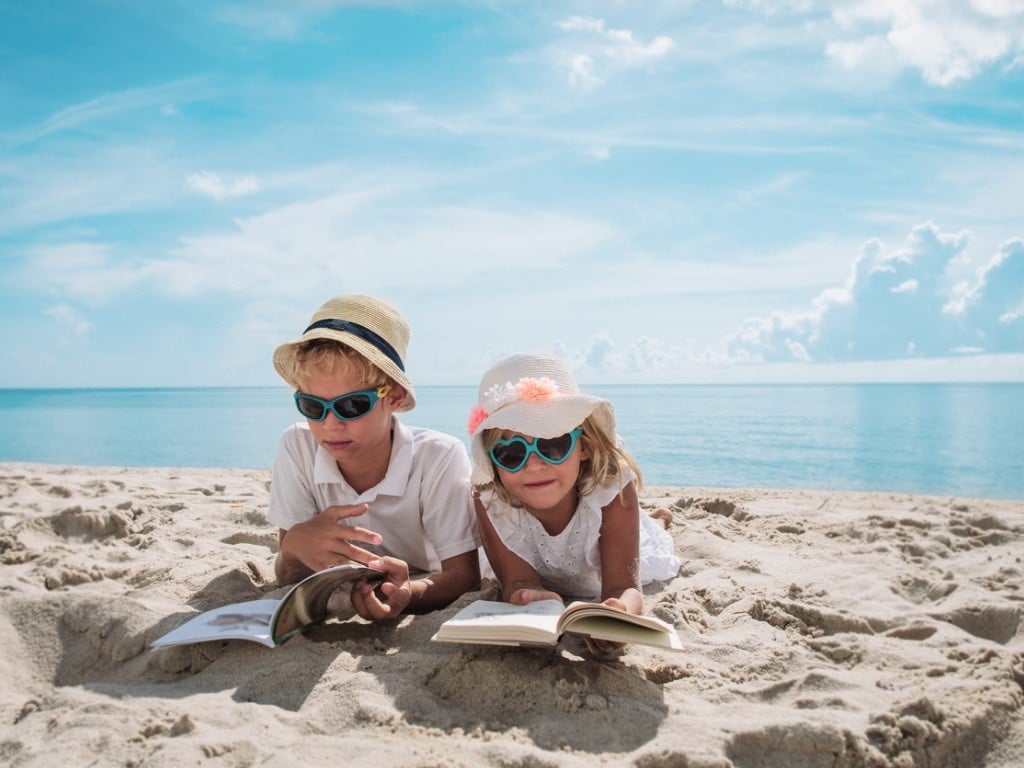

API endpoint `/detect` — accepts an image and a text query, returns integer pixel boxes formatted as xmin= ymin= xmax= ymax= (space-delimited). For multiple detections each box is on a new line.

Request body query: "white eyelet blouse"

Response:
xmin=479 ymin=470 xmax=681 ymax=601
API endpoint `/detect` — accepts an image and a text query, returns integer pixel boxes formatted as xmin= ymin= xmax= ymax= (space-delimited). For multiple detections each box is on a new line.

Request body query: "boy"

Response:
xmin=269 ymin=294 xmax=480 ymax=622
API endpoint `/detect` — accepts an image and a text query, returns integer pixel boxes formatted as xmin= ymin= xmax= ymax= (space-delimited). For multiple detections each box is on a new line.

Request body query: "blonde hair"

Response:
xmin=284 ymin=339 xmax=393 ymax=393
xmin=477 ymin=412 xmax=642 ymax=509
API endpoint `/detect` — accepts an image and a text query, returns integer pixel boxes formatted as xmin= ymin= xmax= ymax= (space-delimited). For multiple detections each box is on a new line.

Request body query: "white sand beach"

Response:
xmin=1 ymin=462 xmax=1021 ymax=767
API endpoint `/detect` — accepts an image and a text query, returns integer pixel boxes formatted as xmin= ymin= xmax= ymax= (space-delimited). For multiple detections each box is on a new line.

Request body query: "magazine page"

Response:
xmin=151 ymin=599 xmax=280 ymax=649
xmin=271 ymin=564 xmax=383 ymax=643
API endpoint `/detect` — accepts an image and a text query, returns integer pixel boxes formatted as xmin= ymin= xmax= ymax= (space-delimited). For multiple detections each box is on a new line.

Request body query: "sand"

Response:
xmin=0 ymin=461 xmax=1021 ymax=767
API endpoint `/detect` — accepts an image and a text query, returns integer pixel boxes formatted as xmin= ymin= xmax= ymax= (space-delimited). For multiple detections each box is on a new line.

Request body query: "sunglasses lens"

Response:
xmin=492 ymin=441 xmax=527 ymax=470
xmin=295 ymin=396 xmax=326 ymax=420
xmin=335 ymin=393 xmax=373 ymax=419
xmin=538 ymin=433 xmax=574 ymax=461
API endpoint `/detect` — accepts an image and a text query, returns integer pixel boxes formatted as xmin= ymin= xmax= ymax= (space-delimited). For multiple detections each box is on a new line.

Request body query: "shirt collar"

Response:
xmin=312 ymin=415 xmax=413 ymax=501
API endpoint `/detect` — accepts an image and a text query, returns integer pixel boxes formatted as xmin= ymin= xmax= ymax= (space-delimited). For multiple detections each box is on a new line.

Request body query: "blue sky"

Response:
xmin=2 ymin=0 xmax=1022 ymax=387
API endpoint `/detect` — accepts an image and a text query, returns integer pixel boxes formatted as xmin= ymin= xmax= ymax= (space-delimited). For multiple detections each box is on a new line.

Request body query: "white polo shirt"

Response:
xmin=267 ymin=416 xmax=479 ymax=573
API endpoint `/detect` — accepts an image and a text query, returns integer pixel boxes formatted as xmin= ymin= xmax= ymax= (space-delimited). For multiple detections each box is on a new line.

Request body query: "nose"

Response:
xmin=324 ymin=410 xmax=348 ymax=426
xmin=523 ymin=451 xmax=546 ymax=470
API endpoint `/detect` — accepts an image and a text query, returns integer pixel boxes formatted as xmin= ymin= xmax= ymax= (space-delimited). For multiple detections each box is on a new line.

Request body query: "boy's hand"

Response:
xmin=509 ymin=587 xmax=563 ymax=606
xmin=351 ymin=556 xmax=411 ymax=621
xmin=280 ymin=504 xmax=382 ymax=572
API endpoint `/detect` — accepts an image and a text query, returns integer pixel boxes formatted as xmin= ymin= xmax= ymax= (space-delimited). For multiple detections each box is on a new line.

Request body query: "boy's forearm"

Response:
xmin=275 ymin=551 xmax=313 ymax=585
xmin=406 ymin=565 xmax=480 ymax=614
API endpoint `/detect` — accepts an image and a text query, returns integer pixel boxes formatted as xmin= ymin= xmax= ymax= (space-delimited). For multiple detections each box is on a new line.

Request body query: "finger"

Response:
xmin=323 ymin=503 xmax=370 ymax=521
xmin=357 ymin=588 xmax=392 ymax=621
xmin=326 ymin=542 xmax=381 ymax=566
xmin=332 ymin=524 xmax=382 ymax=547
xmin=350 ymin=586 xmax=372 ymax=620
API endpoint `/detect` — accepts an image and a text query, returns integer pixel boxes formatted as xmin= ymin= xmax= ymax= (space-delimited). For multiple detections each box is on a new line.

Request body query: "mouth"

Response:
xmin=523 ymin=479 xmax=555 ymax=489
xmin=323 ymin=439 xmax=353 ymax=451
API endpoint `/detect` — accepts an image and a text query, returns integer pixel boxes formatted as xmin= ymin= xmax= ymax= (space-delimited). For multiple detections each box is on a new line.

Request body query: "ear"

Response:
xmin=387 ymin=385 xmax=408 ymax=410
xmin=577 ymin=437 xmax=590 ymax=462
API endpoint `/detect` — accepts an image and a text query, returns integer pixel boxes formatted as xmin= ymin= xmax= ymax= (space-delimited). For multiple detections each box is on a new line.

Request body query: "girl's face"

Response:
xmin=493 ymin=430 xmax=589 ymax=516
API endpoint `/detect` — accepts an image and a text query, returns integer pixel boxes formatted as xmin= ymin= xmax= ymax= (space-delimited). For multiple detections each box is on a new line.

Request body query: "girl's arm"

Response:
xmin=475 ymin=497 xmax=561 ymax=605
xmin=597 ymin=480 xmax=643 ymax=615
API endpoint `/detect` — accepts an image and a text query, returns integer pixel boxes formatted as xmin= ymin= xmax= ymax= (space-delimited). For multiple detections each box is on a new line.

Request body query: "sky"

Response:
xmin=2 ymin=0 xmax=1023 ymax=388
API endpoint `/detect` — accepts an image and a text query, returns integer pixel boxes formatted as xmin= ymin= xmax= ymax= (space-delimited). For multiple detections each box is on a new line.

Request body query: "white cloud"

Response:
xmin=23 ymin=243 xmax=147 ymax=304
xmin=725 ymin=222 xmax=1024 ymax=363
xmin=556 ymin=332 xmax=704 ymax=379
xmin=44 ymin=304 xmax=92 ymax=344
xmin=826 ymin=0 xmax=1024 ymax=85
xmin=117 ymin=195 xmax=615 ymax=306
xmin=553 ymin=15 xmax=675 ymax=89
xmin=568 ymin=54 xmax=601 ymax=89
xmin=25 ymin=79 xmax=206 ymax=142
xmin=187 ymin=170 xmax=261 ymax=200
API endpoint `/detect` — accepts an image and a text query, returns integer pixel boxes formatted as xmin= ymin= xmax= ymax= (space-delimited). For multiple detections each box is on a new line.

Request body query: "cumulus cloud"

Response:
xmin=826 ymin=0 xmax=1024 ymax=85
xmin=725 ymin=223 xmax=1024 ymax=363
xmin=187 ymin=171 xmax=261 ymax=200
xmin=553 ymin=16 xmax=675 ymax=88
xmin=558 ymin=332 xmax=703 ymax=378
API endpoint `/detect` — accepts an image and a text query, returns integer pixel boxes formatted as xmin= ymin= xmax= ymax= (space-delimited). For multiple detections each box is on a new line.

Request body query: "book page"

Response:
xmin=433 ymin=599 xmax=565 ymax=646
xmin=558 ymin=602 xmax=685 ymax=650
xmin=151 ymin=599 xmax=280 ymax=649
xmin=559 ymin=614 xmax=684 ymax=650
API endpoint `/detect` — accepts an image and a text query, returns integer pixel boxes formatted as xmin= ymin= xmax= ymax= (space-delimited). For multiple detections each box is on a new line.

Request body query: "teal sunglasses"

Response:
xmin=489 ymin=428 xmax=584 ymax=473
xmin=293 ymin=385 xmax=390 ymax=422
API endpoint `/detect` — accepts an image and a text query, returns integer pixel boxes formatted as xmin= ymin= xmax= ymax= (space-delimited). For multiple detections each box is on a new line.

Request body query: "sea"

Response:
xmin=1 ymin=383 xmax=1021 ymax=500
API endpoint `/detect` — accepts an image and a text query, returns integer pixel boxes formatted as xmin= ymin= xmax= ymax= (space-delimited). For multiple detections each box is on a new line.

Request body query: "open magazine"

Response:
xmin=431 ymin=598 xmax=684 ymax=650
xmin=151 ymin=563 xmax=384 ymax=649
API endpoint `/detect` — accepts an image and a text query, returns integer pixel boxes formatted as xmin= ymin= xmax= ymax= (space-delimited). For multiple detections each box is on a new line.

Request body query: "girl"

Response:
xmin=467 ymin=353 xmax=680 ymax=654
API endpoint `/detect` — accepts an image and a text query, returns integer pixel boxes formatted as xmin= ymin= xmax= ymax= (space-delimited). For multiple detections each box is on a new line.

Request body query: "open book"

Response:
xmin=431 ymin=599 xmax=684 ymax=651
xmin=151 ymin=563 xmax=384 ymax=649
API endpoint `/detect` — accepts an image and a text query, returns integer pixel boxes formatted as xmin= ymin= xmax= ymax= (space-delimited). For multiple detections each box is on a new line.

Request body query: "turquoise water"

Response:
xmin=0 ymin=384 xmax=1021 ymax=499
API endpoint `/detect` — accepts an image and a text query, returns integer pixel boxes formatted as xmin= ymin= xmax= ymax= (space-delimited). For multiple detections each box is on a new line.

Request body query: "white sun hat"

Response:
xmin=272 ymin=294 xmax=416 ymax=411
xmin=467 ymin=353 xmax=615 ymax=485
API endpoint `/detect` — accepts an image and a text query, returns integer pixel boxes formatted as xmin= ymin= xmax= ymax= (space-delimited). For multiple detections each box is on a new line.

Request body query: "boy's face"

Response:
xmin=300 ymin=365 xmax=396 ymax=478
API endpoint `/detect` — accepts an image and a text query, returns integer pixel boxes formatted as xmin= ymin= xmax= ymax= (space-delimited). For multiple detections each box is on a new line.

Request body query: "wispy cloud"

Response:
xmin=187 ymin=171 xmax=262 ymax=200
xmin=20 ymin=79 xmax=207 ymax=144
xmin=23 ymin=242 xmax=147 ymax=305
xmin=44 ymin=304 xmax=92 ymax=344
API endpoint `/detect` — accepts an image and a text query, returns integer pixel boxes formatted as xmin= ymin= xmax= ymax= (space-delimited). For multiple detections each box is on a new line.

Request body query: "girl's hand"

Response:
xmin=351 ymin=556 xmax=411 ymax=621
xmin=584 ymin=597 xmax=630 ymax=657
xmin=509 ymin=587 xmax=563 ymax=606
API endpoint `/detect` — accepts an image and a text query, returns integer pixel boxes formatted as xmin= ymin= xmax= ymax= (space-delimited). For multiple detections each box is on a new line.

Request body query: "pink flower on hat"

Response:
xmin=467 ymin=404 xmax=489 ymax=436
xmin=515 ymin=376 xmax=559 ymax=403
xmin=468 ymin=376 xmax=562 ymax=436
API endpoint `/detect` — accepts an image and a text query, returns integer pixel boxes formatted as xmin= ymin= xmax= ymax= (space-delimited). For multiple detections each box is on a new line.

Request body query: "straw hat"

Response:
xmin=273 ymin=294 xmax=416 ymax=411
xmin=467 ymin=353 xmax=615 ymax=485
